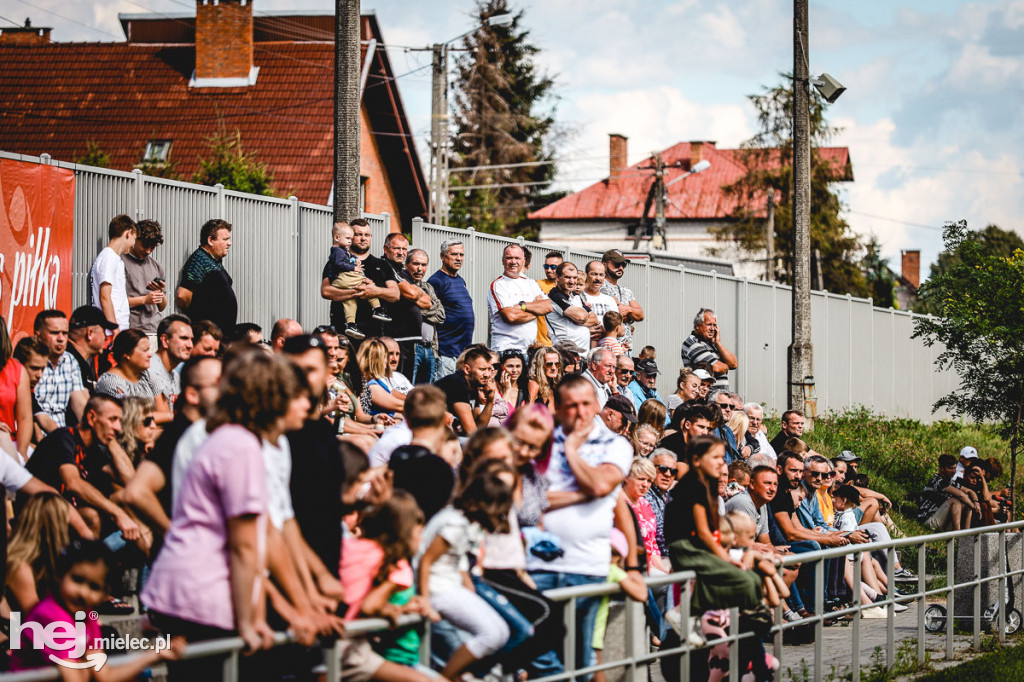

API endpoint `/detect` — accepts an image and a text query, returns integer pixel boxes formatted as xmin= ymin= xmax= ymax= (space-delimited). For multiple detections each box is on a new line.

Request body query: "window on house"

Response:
xmin=359 ymin=176 xmax=367 ymax=212
xmin=142 ymin=140 xmax=172 ymax=164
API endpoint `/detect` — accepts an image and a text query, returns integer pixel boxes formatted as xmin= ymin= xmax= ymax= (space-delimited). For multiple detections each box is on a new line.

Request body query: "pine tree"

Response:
xmin=76 ymin=141 xmax=111 ymax=168
xmin=448 ymin=0 xmax=557 ymax=237
xmin=862 ymin=238 xmax=896 ymax=308
xmin=716 ymin=77 xmax=868 ymax=296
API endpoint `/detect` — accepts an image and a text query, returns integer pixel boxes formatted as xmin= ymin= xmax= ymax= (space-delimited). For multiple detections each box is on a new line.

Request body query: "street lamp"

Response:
xmin=428 ymin=13 xmax=513 ymax=225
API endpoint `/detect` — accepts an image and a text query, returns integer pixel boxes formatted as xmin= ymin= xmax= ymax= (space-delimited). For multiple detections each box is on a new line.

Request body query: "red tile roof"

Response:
xmin=529 ymin=141 xmax=852 ymax=221
xmin=0 ymin=14 xmax=427 ymax=223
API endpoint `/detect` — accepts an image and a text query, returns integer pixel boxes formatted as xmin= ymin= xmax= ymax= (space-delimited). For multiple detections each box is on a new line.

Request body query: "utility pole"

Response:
xmin=789 ymin=0 xmax=814 ymax=417
xmin=333 ymin=0 xmax=361 ymax=222
xmin=429 ymin=44 xmax=449 ymax=225
xmin=653 ymin=152 xmax=666 ymax=250
xmin=765 ymin=189 xmax=775 ymax=281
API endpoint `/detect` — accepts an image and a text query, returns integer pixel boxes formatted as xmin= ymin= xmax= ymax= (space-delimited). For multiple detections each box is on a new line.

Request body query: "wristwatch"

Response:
xmin=518 ymin=301 xmax=527 ymax=312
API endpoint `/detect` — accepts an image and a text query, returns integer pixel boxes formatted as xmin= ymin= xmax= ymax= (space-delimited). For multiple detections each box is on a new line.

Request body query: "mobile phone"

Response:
xmin=153 ymin=277 xmax=165 ymax=286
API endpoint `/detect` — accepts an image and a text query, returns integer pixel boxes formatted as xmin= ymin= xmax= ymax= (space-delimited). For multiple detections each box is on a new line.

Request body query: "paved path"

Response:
xmin=602 ymin=600 xmax=987 ymax=682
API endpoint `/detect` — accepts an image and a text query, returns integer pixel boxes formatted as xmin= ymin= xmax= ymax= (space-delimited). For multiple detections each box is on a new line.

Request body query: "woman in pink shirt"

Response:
xmin=142 ymin=352 xmax=300 ymax=680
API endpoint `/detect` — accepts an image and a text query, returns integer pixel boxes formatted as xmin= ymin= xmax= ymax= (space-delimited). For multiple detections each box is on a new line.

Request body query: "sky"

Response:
xmin=4 ymin=0 xmax=1024 ymax=275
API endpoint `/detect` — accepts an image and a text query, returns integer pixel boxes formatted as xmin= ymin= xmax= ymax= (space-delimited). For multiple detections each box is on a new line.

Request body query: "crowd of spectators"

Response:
xmin=0 ymin=215 xmax=1001 ymax=681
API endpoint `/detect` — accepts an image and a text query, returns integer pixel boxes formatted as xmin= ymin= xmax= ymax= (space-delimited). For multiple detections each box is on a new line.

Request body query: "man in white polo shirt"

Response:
xmin=487 ymin=243 xmax=552 ymax=353
xmin=545 ymin=262 xmax=596 ymax=352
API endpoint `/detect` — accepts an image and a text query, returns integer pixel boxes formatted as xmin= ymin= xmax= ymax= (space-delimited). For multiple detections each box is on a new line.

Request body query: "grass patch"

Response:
xmin=913 ymin=641 xmax=1024 ymax=681
xmin=765 ymin=408 xmax=1013 ymax=576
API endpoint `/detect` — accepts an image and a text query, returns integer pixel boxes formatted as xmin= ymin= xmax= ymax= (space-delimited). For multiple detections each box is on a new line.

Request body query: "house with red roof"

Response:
xmin=529 ymin=134 xmax=852 ymax=277
xmin=0 ymin=2 xmax=427 ymax=229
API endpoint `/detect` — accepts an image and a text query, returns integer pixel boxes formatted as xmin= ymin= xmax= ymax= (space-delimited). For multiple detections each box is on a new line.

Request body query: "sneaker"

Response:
xmin=783 ymin=609 xmax=804 ymax=623
xmin=371 ymin=308 xmax=393 ymax=323
xmin=684 ymin=617 xmax=707 ymax=647
xmin=861 ymin=606 xmax=887 ymax=619
xmin=893 ymin=568 xmax=917 ymax=581
xmin=893 ymin=603 xmax=908 ymax=613
xmin=344 ymin=323 xmax=366 ymax=340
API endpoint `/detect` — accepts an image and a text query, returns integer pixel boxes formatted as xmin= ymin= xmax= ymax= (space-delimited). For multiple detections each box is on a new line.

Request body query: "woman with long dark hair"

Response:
xmin=96 ymin=328 xmax=172 ymax=422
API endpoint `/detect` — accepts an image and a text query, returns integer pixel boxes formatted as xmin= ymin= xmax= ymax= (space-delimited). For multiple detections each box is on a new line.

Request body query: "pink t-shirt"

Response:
xmin=142 ymin=424 xmax=268 ymax=631
xmin=340 ymin=536 xmax=413 ymax=621
xmin=628 ymin=496 xmax=663 ymax=565
xmin=9 ymin=594 xmax=102 ymax=670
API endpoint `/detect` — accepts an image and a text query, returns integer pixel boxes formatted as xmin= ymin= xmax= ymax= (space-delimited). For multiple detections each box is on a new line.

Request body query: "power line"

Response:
xmin=846 ymin=211 xmax=944 ymax=232
xmin=10 ymin=0 xmax=122 ymax=39
xmin=0 ymin=14 xmax=23 ymax=27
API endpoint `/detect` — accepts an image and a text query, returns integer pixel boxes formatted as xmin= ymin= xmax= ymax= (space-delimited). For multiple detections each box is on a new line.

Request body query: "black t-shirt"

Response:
xmin=382 ymin=266 xmax=423 ymax=341
xmin=288 ymin=418 xmax=345 ymax=577
xmin=26 ymin=427 xmax=113 ymax=497
xmin=663 ymin=471 xmax=715 ymax=550
xmin=769 ymin=430 xmax=791 ymax=454
xmin=658 ymin=431 xmax=688 ymax=462
xmin=189 ymin=268 xmax=238 ymax=336
xmin=66 ymin=344 xmax=96 ymax=394
xmin=433 ymin=372 xmax=473 ymax=413
xmin=324 ymin=254 xmax=397 ymax=337
xmin=146 ymin=412 xmax=194 ymax=518
xmin=769 ymin=480 xmax=796 ymax=517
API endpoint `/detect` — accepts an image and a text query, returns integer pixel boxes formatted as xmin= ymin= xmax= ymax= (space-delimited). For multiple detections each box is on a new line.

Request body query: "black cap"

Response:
xmin=604 ymin=394 xmax=638 ymax=424
xmin=635 ymin=358 xmax=660 ymax=375
xmin=69 ymin=305 xmax=118 ymax=331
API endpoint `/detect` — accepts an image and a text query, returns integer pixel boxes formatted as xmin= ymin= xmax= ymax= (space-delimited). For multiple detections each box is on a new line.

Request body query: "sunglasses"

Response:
xmin=608 ymin=261 xmax=627 ymax=269
xmin=543 ymin=264 xmax=559 ymax=270
xmin=808 ymin=471 xmax=828 ymax=479
xmin=656 ymin=465 xmax=675 ymax=475
xmin=544 ymin=361 xmax=560 ymax=368
xmin=717 ymin=403 xmax=733 ymax=410
xmin=617 ymin=369 xmax=635 ymax=375
xmin=143 ymin=416 xmax=156 ymax=427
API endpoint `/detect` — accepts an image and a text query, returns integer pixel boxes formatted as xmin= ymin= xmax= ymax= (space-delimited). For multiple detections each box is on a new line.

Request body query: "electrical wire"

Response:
xmin=0 ymin=14 xmax=23 ymax=27
xmin=846 ymin=211 xmax=944 ymax=232
xmin=10 ymin=0 xmax=122 ymax=39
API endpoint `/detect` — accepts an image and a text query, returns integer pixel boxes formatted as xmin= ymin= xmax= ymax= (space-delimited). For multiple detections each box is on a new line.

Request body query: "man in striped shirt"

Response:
xmin=679 ymin=308 xmax=738 ymax=390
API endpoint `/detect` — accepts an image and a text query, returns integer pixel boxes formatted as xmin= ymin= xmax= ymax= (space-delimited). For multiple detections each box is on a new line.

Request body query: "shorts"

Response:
xmin=924 ymin=499 xmax=954 ymax=530
xmin=332 ymin=637 xmax=386 ymax=682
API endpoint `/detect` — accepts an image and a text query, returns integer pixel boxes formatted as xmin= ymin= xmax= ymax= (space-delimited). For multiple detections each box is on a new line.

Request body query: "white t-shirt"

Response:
xmin=171 ymin=419 xmax=210 ymax=512
xmin=753 ymin=431 xmax=777 ymax=459
xmin=262 ymin=436 xmax=295 ymax=530
xmin=388 ymin=372 xmax=413 ymax=395
xmin=525 ymin=416 xmax=633 ymax=576
xmin=582 ymin=291 xmax=618 ymax=323
xmin=545 ymin=288 xmax=592 ymax=352
xmin=416 ymin=506 xmax=482 ymax=594
xmin=487 ymin=274 xmax=547 ymax=353
xmin=90 ymin=247 xmax=130 ymax=330
xmin=0 ymin=453 xmax=34 ymax=493
xmin=367 ymin=421 xmax=412 ymax=468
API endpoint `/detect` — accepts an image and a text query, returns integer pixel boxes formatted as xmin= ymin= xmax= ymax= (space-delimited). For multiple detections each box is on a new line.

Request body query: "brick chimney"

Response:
xmin=901 ymin=250 xmax=920 ymax=289
xmin=690 ymin=141 xmax=715 ymax=169
xmin=0 ymin=18 xmax=52 ymax=45
xmin=192 ymin=0 xmax=257 ymax=87
xmin=609 ymin=134 xmax=628 ymax=183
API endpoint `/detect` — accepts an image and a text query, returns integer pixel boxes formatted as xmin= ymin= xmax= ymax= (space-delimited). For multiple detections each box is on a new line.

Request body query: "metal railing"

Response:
xmin=4 ymin=521 xmax=1021 ymax=682
xmin=2 ymin=149 xmax=956 ymax=420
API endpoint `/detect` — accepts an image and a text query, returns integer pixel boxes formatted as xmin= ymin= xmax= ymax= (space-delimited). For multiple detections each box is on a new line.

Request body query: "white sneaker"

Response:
xmin=893 ymin=603 xmax=908 ymax=613
xmin=862 ymin=606 xmax=887 ymax=619
xmin=685 ymin=617 xmax=707 ymax=647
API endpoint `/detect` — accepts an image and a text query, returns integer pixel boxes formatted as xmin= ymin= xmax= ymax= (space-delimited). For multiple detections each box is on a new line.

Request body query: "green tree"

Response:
xmin=862 ymin=238 xmax=896 ymax=308
xmin=914 ymin=220 xmax=1024 ymax=511
xmin=716 ymin=77 xmax=868 ymax=296
xmin=448 ymin=0 xmax=558 ymax=237
xmin=193 ymin=124 xmax=275 ymax=196
xmin=915 ymin=224 xmax=1024 ymax=314
xmin=76 ymin=141 xmax=111 ymax=168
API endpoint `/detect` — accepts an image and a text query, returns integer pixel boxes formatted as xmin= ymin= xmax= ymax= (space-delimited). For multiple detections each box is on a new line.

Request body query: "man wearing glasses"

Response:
xmin=710 ymin=389 xmax=744 ymax=463
xmin=536 ymin=251 xmax=563 ymax=346
xmin=743 ymin=403 xmax=777 ymax=459
xmin=544 ymin=262 xmax=595 ymax=354
xmin=600 ymin=250 xmax=644 ymax=354
xmin=614 ymin=355 xmax=635 ymax=397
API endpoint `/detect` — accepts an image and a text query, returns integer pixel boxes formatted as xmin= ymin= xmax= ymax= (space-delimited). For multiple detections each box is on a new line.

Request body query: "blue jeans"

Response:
xmin=529 ymin=571 xmax=605 ymax=679
xmin=472 ymin=576 xmax=533 ymax=653
xmin=784 ymin=539 xmax=823 ymax=611
xmin=412 ymin=344 xmax=436 ymax=386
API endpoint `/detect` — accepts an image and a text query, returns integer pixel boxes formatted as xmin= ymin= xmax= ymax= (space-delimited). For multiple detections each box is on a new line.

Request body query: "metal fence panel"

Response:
xmin=3 ymin=150 xmax=966 ymax=422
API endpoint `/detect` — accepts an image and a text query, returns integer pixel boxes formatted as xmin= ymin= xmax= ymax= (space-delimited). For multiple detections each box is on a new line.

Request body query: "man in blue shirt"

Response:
xmin=626 ymin=358 xmax=664 ymax=412
xmin=426 ymin=239 xmax=474 ymax=380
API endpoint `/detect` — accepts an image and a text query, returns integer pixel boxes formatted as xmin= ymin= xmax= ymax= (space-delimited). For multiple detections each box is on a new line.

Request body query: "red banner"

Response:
xmin=0 ymin=159 xmax=75 ymax=342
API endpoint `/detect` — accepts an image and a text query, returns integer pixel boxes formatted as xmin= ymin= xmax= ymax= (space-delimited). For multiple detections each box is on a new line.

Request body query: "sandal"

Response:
xmin=94 ymin=598 xmax=135 ymax=616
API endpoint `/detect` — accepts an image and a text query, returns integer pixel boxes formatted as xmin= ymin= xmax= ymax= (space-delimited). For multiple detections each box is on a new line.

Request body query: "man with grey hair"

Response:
xmin=744 ymin=402 xmax=777 ymax=459
xmin=580 ymin=347 xmax=616 ymax=408
xmin=405 ymin=248 xmax=445 ymax=384
xmin=645 ymin=448 xmax=677 ymax=558
xmin=614 ymin=354 xmax=635 ymax=396
xmin=428 ymin=239 xmax=474 ymax=379
xmin=680 ymin=308 xmax=738 ymax=390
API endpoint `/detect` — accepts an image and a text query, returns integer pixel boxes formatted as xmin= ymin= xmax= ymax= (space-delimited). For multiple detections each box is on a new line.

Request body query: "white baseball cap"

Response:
xmin=959 ymin=446 xmax=978 ymax=460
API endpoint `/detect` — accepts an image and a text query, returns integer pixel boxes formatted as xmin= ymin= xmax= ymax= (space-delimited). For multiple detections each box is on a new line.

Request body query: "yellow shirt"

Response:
xmin=536 ymin=279 xmax=557 ymax=346
xmin=817 ymin=488 xmax=835 ymax=527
